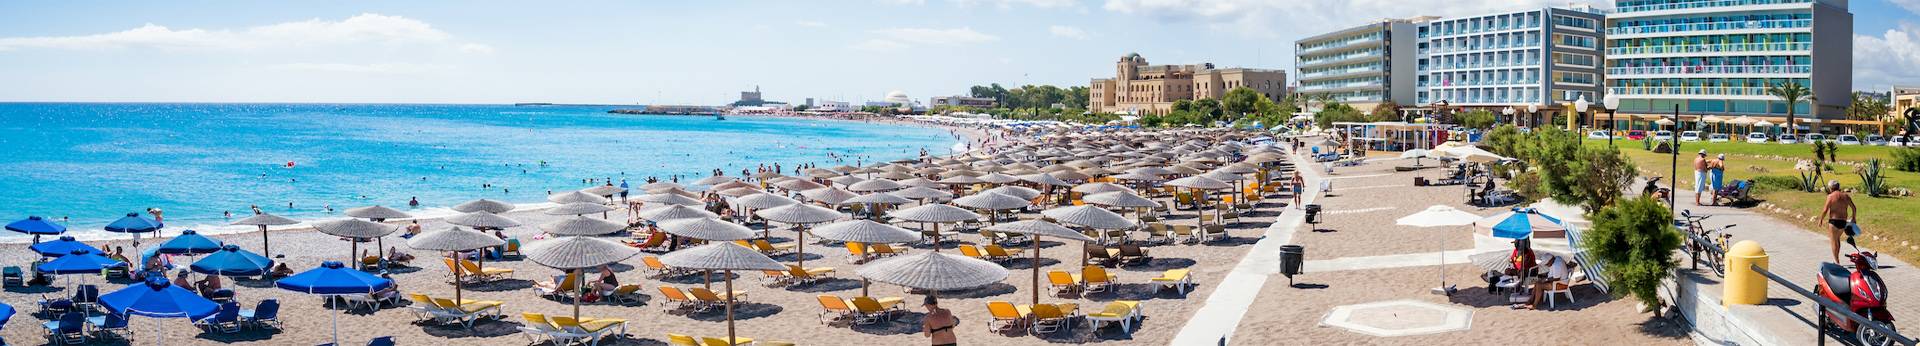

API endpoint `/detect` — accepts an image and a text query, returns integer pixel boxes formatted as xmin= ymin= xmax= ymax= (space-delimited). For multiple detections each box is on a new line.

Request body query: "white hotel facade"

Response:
xmin=1296 ymin=0 xmax=1852 ymax=131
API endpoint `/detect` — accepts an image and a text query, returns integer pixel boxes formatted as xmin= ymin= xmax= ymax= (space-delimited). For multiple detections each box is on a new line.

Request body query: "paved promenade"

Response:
xmin=1167 ymin=146 xmax=1322 ymax=345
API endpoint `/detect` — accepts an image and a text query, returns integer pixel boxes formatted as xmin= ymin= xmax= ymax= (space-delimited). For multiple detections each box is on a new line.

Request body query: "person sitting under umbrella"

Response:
xmin=593 ymin=265 xmax=620 ymax=298
xmin=387 ymin=247 xmax=415 ymax=264
xmin=106 ymin=246 xmax=129 ymax=266
xmin=372 ymin=273 xmax=401 ymax=301
xmin=269 ymin=263 xmax=295 ymax=277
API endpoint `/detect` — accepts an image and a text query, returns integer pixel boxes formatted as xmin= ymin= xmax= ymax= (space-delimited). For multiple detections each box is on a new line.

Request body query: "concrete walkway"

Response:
xmin=1168 ymin=146 xmax=1325 ymax=345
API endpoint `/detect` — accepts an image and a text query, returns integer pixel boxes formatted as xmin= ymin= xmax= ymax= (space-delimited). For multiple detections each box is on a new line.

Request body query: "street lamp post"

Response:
xmin=1502 ymin=107 xmax=1516 ymax=128
xmin=1574 ymin=95 xmax=1591 ymax=136
xmin=1527 ymin=103 xmax=1539 ymax=129
xmin=1603 ymin=94 xmax=1621 ymax=147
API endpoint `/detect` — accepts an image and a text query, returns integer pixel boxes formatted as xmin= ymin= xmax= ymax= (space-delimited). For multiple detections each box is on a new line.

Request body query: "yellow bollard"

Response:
xmin=1724 ymin=240 xmax=1770 ymax=306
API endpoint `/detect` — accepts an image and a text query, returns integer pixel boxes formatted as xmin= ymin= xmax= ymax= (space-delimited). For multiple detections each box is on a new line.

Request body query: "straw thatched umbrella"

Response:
xmin=1164 ymin=175 xmax=1232 ymax=225
xmin=985 ymin=220 xmax=1095 ymax=305
xmin=230 ymin=213 xmax=298 ymax=261
xmin=1071 ymin=182 xmax=1135 ymax=195
xmin=311 ymin=219 xmax=397 ymax=268
xmin=847 ymin=179 xmax=903 ymax=193
xmin=732 ymin=193 xmax=797 ymax=222
xmin=897 ymin=177 xmax=939 ymax=188
xmin=950 ymin=192 xmax=1030 ymax=225
xmin=826 ymin=176 xmax=866 ymax=187
xmin=810 ymin=219 xmax=919 ymax=296
xmin=452 ymin=199 xmax=516 ymax=214
xmin=406 ymin=226 xmax=504 ymax=302
xmin=660 ymin=243 xmax=784 ymax=346
xmin=717 ymin=187 xmax=763 ymax=197
xmin=642 ymin=182 xmax=686 ymax=191
xmin=936 ymin=175 xmax=985 ymax=185
xmin=693 ymin=175 xmax=738 ymax=186
xmin=984 ymin=185 xmax=1042 ymax=200
xmin=892 ymin=186 xmax=954 ymax=201
xmin=638 ymin=193 xmax=704 ymax=207
xmin=712 ymin=181 xmax=754 ymax=192
xmin=1083 ymin=191 xmax=1158 ymax=214
xmin=855 ymin=252 xmax=1008 ymax=301
xmin=796 ymin=187 xmax=855 ymax=205
xmin=640 ymin=204 xmax=719 ymax=221
xmin=545 ymin=202 xmax=615 ymax=216
xmin=344 ymin=205 xmax=412 ymax=221
xmin=887 ymin=204 xmax=980 ymax=252
xmin=549 ymin=190 xmax=611 ymax=205
xmin=583 ymin=185 xmax=627 ymax=199
xmin=1043 ymin=205 xmax=1137 ymax=263
xmin=524 ymin=236 xmax=641 ymax=319
xmin=656 ymin=217 xmax=754 ymax=242
xmin=754 ymin=204 xmax=845 ymax=268
xmin=540 ymin=216 xmax=624 ymax=236
xmin=445 ymin=211 xmax=522 ymax=273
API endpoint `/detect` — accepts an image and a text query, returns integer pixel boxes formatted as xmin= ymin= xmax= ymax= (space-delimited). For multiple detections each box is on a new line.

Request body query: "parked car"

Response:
xmin=1680 ymin=131 xmax=1703 ymax=142
xmin=1627 ymin=130 xmax=1648 ymax=140
xmin=1587 ymin=130 xmax=1611 ymax=140
xmin=1806 ymin=133 xmax=1828 ymax=143
xmin=1653 ymin=130 xmax=1675 ymax=141
xmin=1745 ymin=132 xmax=1770 ymax=143
xmin=1708 ymin=133 xmax=1731 ymax=142
xmin=1837 ymin=134 xmax=1862 ymax=145
xmin=1910 ymin=136 xmax=1920 ymax=147
xmin=1866 ymin=135 xmax=1888 ymax=146
xmin=1778 ymin=134 xmax=1799 ymax=144
xmin=1892 ymin=136 xmax=1910 ymax=147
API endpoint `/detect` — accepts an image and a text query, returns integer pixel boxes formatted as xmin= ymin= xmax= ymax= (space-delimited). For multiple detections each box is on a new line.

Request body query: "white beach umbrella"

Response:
xmin=772 ymin=179 xmax=826 ymax=191
xmin=539 ymin=216 xmax=624 ymax=236
xmin=693 ymin=175 xmax=738 ymax=186
xmin=637 ymin=193 xmax=704 ymax=207
xmin=451 ymin=199 xmax=516 ymax=214
xmin=1041 ymin=205 xmax=1135 ymax=230
xmin=444 ymin=211 xmax=522 ymax=229
xmin=1395 ymin=205 xmax=1483 ymax=295
xmin=656 ymin=217 xmax=755 ymax=241
xmin=950 ymin=192 xmax=1030 ymax=225
xmin=659 ymin=242 xmax=784 ymax=345
xmin=985 ymin=220 xmax=1096 ymax=305
xmin=642 ymin=182 xmax=686 ymax=191
xmin=888 ymin=204 xmax=980 ymax=252
xmin=733 ymin=193 xmax=799 ymax=210
xmin=1018 ymin=173 xmax=1072 ymax=187
xmin=856 ymin=252 xmax=1008 ymax=291
xmin=984 ymin=186 xmax=1042 ymax=200
xmin=1083 ymin=191 xmax=1158 ymax=208
xmin=892 ymin=186 xmax=954 ymax=200
xmin=847 ymin=179 xmax=904 ymax=192
xmin=405 ymin=226 xmax=505 ymax=302
xmin=583 ymin=185 xmax=626 ymax=197
xmin=845 ymin=192 xmax=913 ymax=205
xmin=1071 ymin=182 xmax=1135 ymax=195
xmin=230 ymin=213 xmax=299 ymax=260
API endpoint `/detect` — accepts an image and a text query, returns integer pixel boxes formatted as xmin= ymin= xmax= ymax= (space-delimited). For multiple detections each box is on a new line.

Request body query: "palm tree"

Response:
xmin=1767 ymin=82 xmax=1814 ymax=135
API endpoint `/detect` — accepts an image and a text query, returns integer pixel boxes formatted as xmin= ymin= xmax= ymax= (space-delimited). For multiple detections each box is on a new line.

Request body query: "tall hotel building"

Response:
xmin=1417 ymin=7 xmax=1606 ymax=125
xmin=1604 ymin=0 xmax=1852 ymax=131
xmin=1294 ymin=17 xmax=1427 ymax=110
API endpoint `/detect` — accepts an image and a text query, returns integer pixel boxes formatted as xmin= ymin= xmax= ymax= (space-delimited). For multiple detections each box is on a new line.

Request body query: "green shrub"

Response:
xmin=1510 ymin=170 xmax=1545 ymax=203
xmin=1750 ymin=175 xmax=1801 ymax=192
xmin=1893 ymin=147 xmax=1920 ymax=173
xmin=1571 ymin=146 xmax=1637 ymax=213
xmin=1582 ymin=197 xmax=1683 ymax=316
xmin=1860 ymin=158 xmax=1888 ymax=197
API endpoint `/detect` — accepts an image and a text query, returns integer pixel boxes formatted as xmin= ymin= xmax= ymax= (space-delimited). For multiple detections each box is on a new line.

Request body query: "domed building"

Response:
xmin=884 ymin=90 xmax=912 ymax=105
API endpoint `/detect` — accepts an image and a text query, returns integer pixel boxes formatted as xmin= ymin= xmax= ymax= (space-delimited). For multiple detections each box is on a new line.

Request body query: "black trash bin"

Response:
xmin=1304 ymin=204 xmax=1323 ymax=225
xmin=1279 ymin=244 xmax=1305 ymax=285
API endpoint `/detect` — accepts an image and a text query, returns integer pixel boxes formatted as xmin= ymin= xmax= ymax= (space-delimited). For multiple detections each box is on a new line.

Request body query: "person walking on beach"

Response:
xmin=1822 ymin=180 xmax=1856 ymax=263
xmin=1291 ymin=171 xmax=1305 ymax=208
xmin=921 ymin=296 xmax=958 ymax=346
xmin=619 ymin=179 xmax=630 ymax=201
xmin=1692 ymin=149 xmax=1708 ymax=206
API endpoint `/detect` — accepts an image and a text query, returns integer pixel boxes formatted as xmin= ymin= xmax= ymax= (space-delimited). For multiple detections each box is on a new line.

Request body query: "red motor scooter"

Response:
xmin=1815 ymin=233 xmax=1898 ymax=346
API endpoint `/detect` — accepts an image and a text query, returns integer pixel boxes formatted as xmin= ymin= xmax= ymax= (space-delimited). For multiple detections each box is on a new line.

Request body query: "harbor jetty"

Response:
xmin=610 ymin=104 xmax=721 ymax=115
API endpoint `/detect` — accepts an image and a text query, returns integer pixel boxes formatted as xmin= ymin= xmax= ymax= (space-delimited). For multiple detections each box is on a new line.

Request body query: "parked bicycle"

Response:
xmin=1678 ymin=210 xmax=1736 ymax=277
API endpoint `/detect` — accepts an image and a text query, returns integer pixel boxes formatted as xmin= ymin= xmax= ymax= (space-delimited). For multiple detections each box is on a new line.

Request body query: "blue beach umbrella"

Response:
xmin=276 ymin=261 xmax=394 ymax=344
xmin=7 ymin=216 xmax=66 ymax=242
xmin=100 ymin=277 xmax=220 ymax=345
xmin=29 ymin=236 xmax=100 ymax=258
xmin=105 ymin=212 xmax=163 ymax=254
xmin=155 ymin=230 xmax=223 ymax=255
xmin=1476 ymin=207 xmax=1565 ymax=240
xmin=190 ymin=245 xmax=272 ymax=277
xmin=38 ymin=249 xmax=125 ymax=274
xmin=0 ymin=302 xmax=15 ymax=325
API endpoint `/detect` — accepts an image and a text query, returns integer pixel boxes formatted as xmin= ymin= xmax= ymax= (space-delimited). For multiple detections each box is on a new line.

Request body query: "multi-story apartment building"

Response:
xmin=1089 ymin=53 xmax=1287 ymax=115
xmin=1604 ymin=0 xmax=1852 ymax=132
xmin=1294 ymin=17 xmax=1429 ymax=110
xmin=1416 ymin=6 xmax=1605 ymax=126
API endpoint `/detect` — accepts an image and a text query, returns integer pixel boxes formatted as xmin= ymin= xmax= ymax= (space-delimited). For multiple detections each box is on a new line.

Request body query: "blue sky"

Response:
xmin=2 ymin=0 xmax=1917 ymax=104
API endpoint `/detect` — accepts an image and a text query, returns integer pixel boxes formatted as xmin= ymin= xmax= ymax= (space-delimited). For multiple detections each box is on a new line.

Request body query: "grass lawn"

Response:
xmin=1585 ymin=139 xmax=1920 ymax=261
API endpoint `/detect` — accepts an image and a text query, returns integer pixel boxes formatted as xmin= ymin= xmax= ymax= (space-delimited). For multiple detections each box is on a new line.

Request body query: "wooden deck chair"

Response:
xmin=983 ymin=245 xmax=1021 ymax=262
xmin=1151 ymin=269 xmax=1194 ymax=295
xmin=986 ymin=301 xmax=1025 ymax=332
xmin=1046 ymin=271 xmax=1081 ymax=296
xmin=655 ymin=286 xmax=700 ymax=312
xmin=815 ymin=295 xmax=854 ymax=324
xmin=430 ymin=298 xmax=501 ymax=329
xmin=760 ymin=269 xmax=794 ymax=287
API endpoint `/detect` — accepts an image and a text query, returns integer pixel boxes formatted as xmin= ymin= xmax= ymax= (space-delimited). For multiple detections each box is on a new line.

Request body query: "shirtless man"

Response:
xmin=1692 ymin=149 xmax=1708 ymax=206
xmin=1821 ymin=180 xmax=1856 ymax=263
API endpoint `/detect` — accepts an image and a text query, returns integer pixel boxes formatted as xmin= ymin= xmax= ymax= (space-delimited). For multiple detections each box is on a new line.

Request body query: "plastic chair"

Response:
xmin=42 ymin=311 xmax=86 ymax=344
xmin=240 ymin=299 xmax=281 ymax=329
xmin=88 ymin=313 xmax=129 ymax=340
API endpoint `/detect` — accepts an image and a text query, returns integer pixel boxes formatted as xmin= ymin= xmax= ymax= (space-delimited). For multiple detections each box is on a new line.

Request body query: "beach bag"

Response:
xmin=582 ymin=291 xmax=601 ymax=303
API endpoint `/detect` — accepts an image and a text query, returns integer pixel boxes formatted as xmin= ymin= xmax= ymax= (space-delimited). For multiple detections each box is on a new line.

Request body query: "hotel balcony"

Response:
xmin=1297 ymin=35 xmax=1383 ymax=55
xmin=1298 ymin=65 xmax=1385 ymax=81
xmin=1297 ymin=50 xmax=1383 ymax=70
xmin=1606 ymin=42 xmax=1811 ymax=57
xmin=1606 ymin=64 xmax=1810 ymax=77
xmin=1297 ymin=81 xmax=1386 ymax=94
xmin=1608 ymin=86 xmax=1774 ymax=98
xmin=1607 ymin=19 xmax=1811 ymax=37
xmin=1611 ymin=0 xmax=1814 ymax=18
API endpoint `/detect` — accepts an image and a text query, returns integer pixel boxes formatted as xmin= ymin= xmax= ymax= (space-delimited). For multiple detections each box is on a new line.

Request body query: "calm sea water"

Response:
xmin=0 ymin=103 xmax=957 ymax=239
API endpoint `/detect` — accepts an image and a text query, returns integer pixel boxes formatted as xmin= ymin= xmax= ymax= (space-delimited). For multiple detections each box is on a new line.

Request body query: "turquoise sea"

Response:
xmin=0 ymin=103 xmax=958 ymax=240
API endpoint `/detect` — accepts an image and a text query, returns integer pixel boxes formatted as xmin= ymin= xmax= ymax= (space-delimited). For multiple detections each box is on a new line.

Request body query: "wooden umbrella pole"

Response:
xmin=725 ymin=270 xmax=738 ymax=345
xmin=572 ymin=268 xmax=582 ymax=319
xmin=1031 ymin=236 xmax=1042 ymax=306
xmin=796 ymin=225 xmax=807 ymax=268
xmin=453 ymin=251 xmax=466 ymax=302
xmin=932 ymin=224 xmax=942 ymax=253
xmin=260 ymin=225 xmax=271 ymax=261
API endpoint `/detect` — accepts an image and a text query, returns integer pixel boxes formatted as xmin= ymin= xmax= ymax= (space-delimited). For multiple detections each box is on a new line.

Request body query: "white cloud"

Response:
xmin=270 ymin=62 xmax=455 ymax=74
xmin=871 ymin=27 xmax=999 ymax=45
xmin=956 ymin=0 xmax=1079 ymax=8
xmin=1101 ymin=0 xmax=1568 ymax=38
xmin=877 ymin=0 xmax=927 ymax=4
xmin=1892 ymin=0 xmax=1920 ymax=16
xmin=794 ymin=20 xmax=829 ymax=28
xmin=0 ymin=13 xmax=481 ymax=52
xmin=1048 ymin=25 xmax=1090 ymax=40
xmin=458 ymin=43 xmax=495 ymax=54
xmin=1855 ymin=25 xmax=1920 ymax=90
xmin=850 ymin=39 xmax=910 ymax=51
